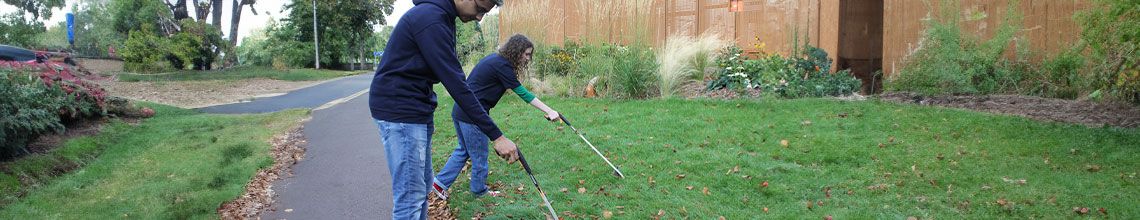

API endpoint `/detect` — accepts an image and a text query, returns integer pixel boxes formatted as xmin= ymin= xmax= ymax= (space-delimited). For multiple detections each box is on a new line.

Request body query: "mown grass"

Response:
xmin=432 ymin=89 xmax=1140 ymax=219
xmin=118 ymin=66 xmax=368 ymax=82
xmin=0 ymin=103 xmax=309 ymax=219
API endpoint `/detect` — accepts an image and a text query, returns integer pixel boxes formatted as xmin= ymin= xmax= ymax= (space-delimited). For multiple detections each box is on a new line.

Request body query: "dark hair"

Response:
xmin=498 ymin=34 xmax=534 ymax=73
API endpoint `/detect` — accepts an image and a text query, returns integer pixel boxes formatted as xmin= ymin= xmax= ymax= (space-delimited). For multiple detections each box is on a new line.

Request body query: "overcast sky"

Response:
xmin=0 ymin=0 xmax=492 ymax=45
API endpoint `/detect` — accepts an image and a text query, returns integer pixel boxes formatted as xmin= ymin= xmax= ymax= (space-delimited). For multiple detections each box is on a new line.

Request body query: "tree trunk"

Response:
xmin=195 ymin=1 xmax=210 ymax=21
xmin=212 ymin=0 xmax=224 ymax=25
xmin=167 ymin=0 xmax=190 ymax=20
xmin=358 ymin=35 xmax=365 ymax=70
xmin=229 ymin=0 xmax=244 ymax=47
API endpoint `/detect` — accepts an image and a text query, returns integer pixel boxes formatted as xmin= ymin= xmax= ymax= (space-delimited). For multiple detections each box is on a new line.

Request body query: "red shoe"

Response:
xmin=431 ymin=182 xmax=448 ymax=200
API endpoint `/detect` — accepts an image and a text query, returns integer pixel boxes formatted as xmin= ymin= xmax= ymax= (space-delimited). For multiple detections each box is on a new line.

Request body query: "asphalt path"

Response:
xmin=196 ymin=74 xmax=373 ymax=114
xmin=195 ymin=73 xmax=395 ymax=219
xmin=258 ymin=93 xmax=394 ymax=219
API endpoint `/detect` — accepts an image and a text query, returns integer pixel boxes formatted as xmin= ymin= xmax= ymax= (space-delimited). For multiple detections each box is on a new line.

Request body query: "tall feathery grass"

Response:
xmin=656 ymin=32 xmax=727 ymax=98
xmin=499 ymin=0 xmax=563 ymax=46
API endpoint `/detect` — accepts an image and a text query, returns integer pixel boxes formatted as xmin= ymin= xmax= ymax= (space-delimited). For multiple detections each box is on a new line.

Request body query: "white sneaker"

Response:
xmin=431 ymin=182 xmax=448 ymax=200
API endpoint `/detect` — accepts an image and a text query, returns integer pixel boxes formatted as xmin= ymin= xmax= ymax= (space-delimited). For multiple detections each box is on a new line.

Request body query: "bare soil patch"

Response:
xmin=92 ymin=78 xmax=329 ymax=109
xmin=880 ymin=92 xmax=1140 ymax=128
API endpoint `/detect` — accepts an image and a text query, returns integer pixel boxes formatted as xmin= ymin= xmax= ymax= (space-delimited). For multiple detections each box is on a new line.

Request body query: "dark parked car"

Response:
xmin=0 ymin=45 xmax=37 ymax=62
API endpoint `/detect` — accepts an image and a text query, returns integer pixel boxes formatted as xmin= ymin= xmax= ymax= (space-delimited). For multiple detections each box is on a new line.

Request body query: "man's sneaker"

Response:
xmin=431 ymin=182 xmax=448 ymax=200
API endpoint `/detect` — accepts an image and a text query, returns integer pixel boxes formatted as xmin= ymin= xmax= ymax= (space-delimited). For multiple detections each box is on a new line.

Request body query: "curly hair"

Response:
xmin=497 ymin=34 xmax=534 ymax=73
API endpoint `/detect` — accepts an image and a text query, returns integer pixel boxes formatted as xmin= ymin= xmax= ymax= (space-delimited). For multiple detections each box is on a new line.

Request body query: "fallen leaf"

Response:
xmin=802 ymin=121 xmax=812 ymax=126
xmin=675 ymin=174 xmax=687 ymax=179
xmin=761 ymin=181 xmax=768 ymax=188
xmin=648 ymin=176 xmax=656 ymax=184
xmin=657 ymin=209 xmax=665 ymax=216
xmin=718 ymin=216 xmax=725 ymax=220
xmin=889 ymin=137 xmax=895 ymax=142
xmin=997 ymin=200 xmax=1007 ymax=206
xmin=1099 ymin=208 xmax=1107 ymax=215
xmin=578 ymin=187 xmax=586 ymax=194
xmin=579 ymin=180 xmax=586 ymax=185
xmin=763 ymin=207 xmax=769 ymax=212
xmin=806 ymin=201 xmax=813 ymax=209
xmin=1087 ymin=165 xmax=1101 ymax=172
xmin=780 ymin=140 xmax=789 ymax=147
xmin=733 ymin=166 xmax=740 ymax=173
xmin=560 ymin=188 xmax=568 ymax=192
xmin=702 ymin=187 xmax=710 ymax=195
xmin=824 ymin=215 xmax=833 ymax=220
xmin=685 ymin=186 xmax=693 ymax=190
xmin=603 ymin=209 xmax=613 ymax=218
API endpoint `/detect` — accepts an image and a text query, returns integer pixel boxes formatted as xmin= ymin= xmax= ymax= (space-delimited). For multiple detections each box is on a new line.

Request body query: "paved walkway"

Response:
xmin=196 ymin=74 xmax=373 ymax=114
xmin=198 ymin=73 xmax=394 ymax=219
xmin=260 ymin=94 xmax=393 ymax=219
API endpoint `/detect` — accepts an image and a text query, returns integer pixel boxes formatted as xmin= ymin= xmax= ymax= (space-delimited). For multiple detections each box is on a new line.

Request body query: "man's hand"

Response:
xmin=492 ymin=136 xmax=519 ymax=163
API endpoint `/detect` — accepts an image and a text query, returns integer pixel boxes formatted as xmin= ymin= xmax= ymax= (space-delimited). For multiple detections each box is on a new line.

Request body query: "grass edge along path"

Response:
xmin=0 ymin=103 xmax=310 ymax=219
xmin=430 ymin=93 xmax=1140 ymax=219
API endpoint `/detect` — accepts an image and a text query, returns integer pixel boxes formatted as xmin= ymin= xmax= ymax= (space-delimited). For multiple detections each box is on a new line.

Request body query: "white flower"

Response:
xmin=726 ymin=67 xmax=733 ymax=70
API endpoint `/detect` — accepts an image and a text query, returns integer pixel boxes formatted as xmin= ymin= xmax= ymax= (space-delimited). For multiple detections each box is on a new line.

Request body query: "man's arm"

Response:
xmin=416 ymin=23 xmax=518 ymax=161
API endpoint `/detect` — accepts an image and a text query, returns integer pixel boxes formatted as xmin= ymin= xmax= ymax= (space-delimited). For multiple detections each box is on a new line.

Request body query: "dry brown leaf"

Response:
xmin=685 ymin=186 xmax=693 ymax=190
xmin=560 ymin=188 xmax=568 ymax=192
xmin=578 ymin=187 xmax=586 ymax=194
xmin=603 ymin=209 xmax=613 ymax=218
xmin=702 ymin=187 xmax=710 ymax=195
xmin=675 ymin=174 xmax=686 ymax=179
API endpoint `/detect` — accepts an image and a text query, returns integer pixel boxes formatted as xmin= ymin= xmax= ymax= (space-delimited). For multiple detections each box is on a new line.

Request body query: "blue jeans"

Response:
xmin=434 ymin=120 xmax=491 ymax=195
xmin=375 ymin=119 xmax=434 ymax=220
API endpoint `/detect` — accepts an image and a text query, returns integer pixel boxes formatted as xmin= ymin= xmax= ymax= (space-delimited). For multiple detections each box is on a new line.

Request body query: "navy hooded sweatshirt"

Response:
xmin=369 ymin=0 xmax=503 ymax=140
xmin=451 ymin=53 xmax=525 ymax=124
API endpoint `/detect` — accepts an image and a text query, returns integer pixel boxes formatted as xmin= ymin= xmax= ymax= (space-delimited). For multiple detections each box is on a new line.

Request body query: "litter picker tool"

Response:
xmin=549 ymin=114 xmax=626 ymax=179
xmin=515 ymin=148 xmax=561 ymax=220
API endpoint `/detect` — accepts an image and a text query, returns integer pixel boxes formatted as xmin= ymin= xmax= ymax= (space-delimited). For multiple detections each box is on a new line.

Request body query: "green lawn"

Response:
xmin=432 ymin=92 xmax=1140 ymax=219
xmin=117 ymin=66 xmax=369 ymax=82
xmin=0 ymin=103 xmax=309 ymax=219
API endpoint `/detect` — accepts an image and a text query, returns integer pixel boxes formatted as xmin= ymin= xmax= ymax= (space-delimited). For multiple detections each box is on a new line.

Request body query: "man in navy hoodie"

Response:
xmin=368 ymin=0 xmax=513 ymax=219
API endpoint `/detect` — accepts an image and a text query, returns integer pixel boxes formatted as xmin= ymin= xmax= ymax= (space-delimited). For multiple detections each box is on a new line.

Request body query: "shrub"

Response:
xmin=0 ymin=61 xmax=122 ymax=158
xmin=707 ymin=44 xmax=860 ymax=98
xmin=532 ymin=40 xmax=588 ymax=77
xmin=885 ymin=0 xmax=1027 ymax=95
xmin=1 ymin=70 xmax=65 ymax=157
xmin=120 ymin=24 xmax=170 ymax=73
xmin=1077 ymin=0 xmax=1140 ymax=103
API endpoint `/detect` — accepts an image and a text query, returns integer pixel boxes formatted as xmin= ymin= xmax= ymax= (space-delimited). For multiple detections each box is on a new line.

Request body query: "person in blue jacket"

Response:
xmin=431 ymin=34 xmax=560 ymax=199
xmin=368 ymin=0 xmax=516 ymax=219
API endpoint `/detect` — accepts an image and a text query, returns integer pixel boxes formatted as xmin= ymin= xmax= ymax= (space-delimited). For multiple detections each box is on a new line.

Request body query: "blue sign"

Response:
xmin=373 ymin=51 xmax=384 ymax=57
xmin=66 ymin=13 xmax=74 ymax=44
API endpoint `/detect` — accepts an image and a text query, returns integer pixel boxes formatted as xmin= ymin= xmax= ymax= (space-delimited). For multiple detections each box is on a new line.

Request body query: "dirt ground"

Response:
xmin=91 ymin=77 xmax=330 ymax=109
xmin=879 ymin=92 xmax=1140 ymax=128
